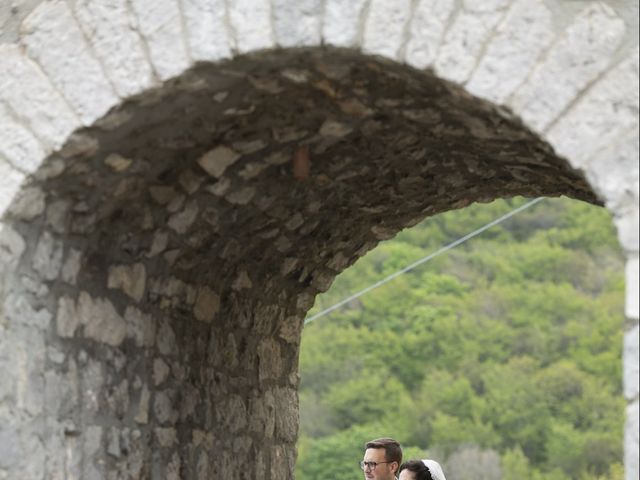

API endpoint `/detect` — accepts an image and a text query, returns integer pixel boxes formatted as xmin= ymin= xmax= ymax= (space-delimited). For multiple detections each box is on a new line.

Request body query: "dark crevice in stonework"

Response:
xmin=0 ymin=47 xmax=598 ymax=479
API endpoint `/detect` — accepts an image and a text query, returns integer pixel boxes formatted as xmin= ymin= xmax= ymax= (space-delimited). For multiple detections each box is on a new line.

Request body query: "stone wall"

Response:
xmin=0 ymin=1 xmax=637 ymax=479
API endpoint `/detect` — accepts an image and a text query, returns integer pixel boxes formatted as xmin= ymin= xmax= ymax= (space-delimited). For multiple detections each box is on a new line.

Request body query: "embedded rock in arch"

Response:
xmin=0 ymin=48 xmax=598 ymax=479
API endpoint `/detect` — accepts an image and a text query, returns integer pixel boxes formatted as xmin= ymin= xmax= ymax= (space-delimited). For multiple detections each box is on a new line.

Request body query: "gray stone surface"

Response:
xmin=0 ymin=0 xmax=637 ymax=475
xmin=0 ymin=49 xmax=591 ymax=478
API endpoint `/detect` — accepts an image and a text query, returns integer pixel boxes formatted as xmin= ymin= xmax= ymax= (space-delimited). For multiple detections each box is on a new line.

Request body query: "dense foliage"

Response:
xmin=296 ymin=197 xmax=625 ymax=480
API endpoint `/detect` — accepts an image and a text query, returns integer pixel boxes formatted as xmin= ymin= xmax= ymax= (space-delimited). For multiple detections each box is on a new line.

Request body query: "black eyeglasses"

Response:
xmin=360 ymin=461 xmax=393 ymax=471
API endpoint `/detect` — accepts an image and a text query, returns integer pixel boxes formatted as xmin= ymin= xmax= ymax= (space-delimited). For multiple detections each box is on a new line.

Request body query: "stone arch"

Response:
xmin=0 ymin=1 xmax=637 ymax=479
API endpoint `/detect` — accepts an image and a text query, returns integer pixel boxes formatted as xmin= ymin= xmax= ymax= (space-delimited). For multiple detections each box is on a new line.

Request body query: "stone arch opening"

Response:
xmin=0 ymin=48 xmax=601 ymax=479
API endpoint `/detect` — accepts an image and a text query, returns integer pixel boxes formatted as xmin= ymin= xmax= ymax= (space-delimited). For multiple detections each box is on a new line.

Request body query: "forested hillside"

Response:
xmin=296 ymin=197 xmax=625 ymax=480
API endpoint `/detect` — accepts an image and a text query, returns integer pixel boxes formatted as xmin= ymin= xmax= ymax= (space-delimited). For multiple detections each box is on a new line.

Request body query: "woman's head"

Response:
xmin=398 ymin=460 xmax=432 ymax=480
xmin=398 ymin=459 xmax=447 ymax=480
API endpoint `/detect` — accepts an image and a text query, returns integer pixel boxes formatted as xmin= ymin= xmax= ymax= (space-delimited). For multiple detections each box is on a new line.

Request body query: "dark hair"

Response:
xmin=364 ymin=438 xmax=402 ymax=467
xmin=399 ymin=460 xmax=433 ymax=480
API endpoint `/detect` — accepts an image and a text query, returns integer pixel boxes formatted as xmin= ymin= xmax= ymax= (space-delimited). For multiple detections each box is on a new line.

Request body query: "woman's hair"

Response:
xmin=399 ymin=460 xmax=433 ymax=480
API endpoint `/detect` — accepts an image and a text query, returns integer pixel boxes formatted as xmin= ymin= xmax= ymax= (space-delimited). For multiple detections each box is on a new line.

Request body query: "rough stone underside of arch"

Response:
xmin=0 ymin=49 xmax=599 ymax=479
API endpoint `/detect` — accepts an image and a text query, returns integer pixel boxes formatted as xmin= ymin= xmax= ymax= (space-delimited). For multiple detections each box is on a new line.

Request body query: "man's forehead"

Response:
xmin=363 ymin=448 xmax=387 ymax=461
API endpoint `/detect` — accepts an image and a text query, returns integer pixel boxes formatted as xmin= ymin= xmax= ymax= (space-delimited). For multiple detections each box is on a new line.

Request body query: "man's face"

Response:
xmin=362 ymin=448 xmax=397 ymax=480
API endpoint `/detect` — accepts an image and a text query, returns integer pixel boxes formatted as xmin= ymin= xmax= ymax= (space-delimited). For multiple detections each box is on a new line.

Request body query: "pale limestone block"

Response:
xmin=510 ymin=3 xmax=625 ymax=132
xmin=32 ymin=231 xmax=63 ymax=281
xmin=153 ymin=358 xmax=170 ymax=386
xmin=624 ymin=323 xmax=639 ymax=400
xmin=434 ymin=0 xmax=512 ymax=84
xmin=180 ymin=0 xmax=232 ymax=61
xmin=228 ymin=0 xmax=274 ymax=53
xmin=125 ymin=306 xmax=156 ymax=347
xmin=322 ymin=0 xmax=368 ymax=48
xmin=0 ymin=45 xmax=79 ymax=149
xmin=272 ymin=0 xmax=322 ymax=47
xmin=193 ymin=286 xmax=220 ymax=323
xmin=56 ymin=296 xmax=79 ymax=338
xmin=362 ymin=0 xmax=413 ymax=60
xmin=0 ymin=223 xmax=26 ymax=270
xmin=0 ymin=159 xmax=26 ymax=220
xmin=78 ymin=292 xmax=127 ymax=346
xmin=626 ymin=256 xmax=639 ymax=321
xmin=0 ymin=104 xmax=45 ymax=173
xmin=134 ymin=385 xmax=150 ymax=424
xmin=20 ymin=1 xmax=120 ymax=125
xmin=157 ymin=318 xmax=177 ymax=355
xmin=7 ymin=186 xmax=45 ymax=221
xmin=547 ymin=48 xmax=638 ymax=166
xmin=155 ymin=427 xmax=177 ymax=447
xmin=168 ymin=200 xmax=199 ymax=234
xmin=73 ymin=0 xmax=156 ymax=97
xmin=466 ymin=0 xmax=554 ymax=104
xmin=129 ymin=0 xmax=191 ymax=80
xmin=198 ymin=145 xmax=241 ymax=177
xmin=626 ymin=400 xmax=639 ymax=480
xmin=615 ymin=207 xmax=639 ymax=257
xmin=61 ymin=249 xmax=82 ymax=285
xmin=582 ymin=127 xmax=639 ymax=214
xmin=108 ymin=263 xmax=147 ymax=302
xmin=404 ymin=0 xmax=456 ymax=69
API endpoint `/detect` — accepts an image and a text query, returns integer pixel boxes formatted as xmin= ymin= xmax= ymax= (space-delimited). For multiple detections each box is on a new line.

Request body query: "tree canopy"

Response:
xmin=297 ymin=197 xmax=625 ymax=480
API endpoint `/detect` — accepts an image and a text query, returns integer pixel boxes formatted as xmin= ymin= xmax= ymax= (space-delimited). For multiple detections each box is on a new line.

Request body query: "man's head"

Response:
xmin=361 ymin=438 xmax=402 ymax=480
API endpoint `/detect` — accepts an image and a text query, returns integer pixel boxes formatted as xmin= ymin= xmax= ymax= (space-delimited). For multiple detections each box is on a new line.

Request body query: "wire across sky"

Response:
xmin=304 ymin=197 xmax=545 ymax=325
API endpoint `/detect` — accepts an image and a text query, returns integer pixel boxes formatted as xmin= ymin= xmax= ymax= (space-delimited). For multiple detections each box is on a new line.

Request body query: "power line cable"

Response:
xmin=304 ymin=197 xmax=545 ymax=325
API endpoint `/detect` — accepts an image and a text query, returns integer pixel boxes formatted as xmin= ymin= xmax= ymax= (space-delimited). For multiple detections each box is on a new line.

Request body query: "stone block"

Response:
xmin=258 ymin=338 xmax=283 ymax=383
xmin=0 ymin=45 xmax=79 ymax=150
xmin=272 ymin=0 xmax=322 ymax=47
xmin=583 ymin=127 xmax=639 ymax=214
xmin=167 ymin=201 xmax=199 ymax=234
xmin=180 ymin=0 xmax=232 ymax=61
xmin=404 ymin=0 xmax=455 ymax=69
xmin=616 ymin=208 xmax=640 ymax=256
xmin=466 ymin=0 xmax=554 ymax=104
xmin=362 ymin=0 xmax=412 ymax=59
xmin=626 ymin=256 xmax=639 ymax=321
xmin=125 ymin=306 xmax=156 ymax=347
xmin=61 ymin=249 xmax=82 ymax=285
xmin=198 ymin=146 xmax=240 ymax=178
xmin=21 ymin=1 xmax=119 ymax=125
xmin=434 ymin=0 xmax=511 ymax=84
xmin=78 ymin=292 xmax=127 ymax=347
xmin=547 ymin=48 xmax=639 ymax=168
xmin=322 ymin=0 xmax=368 ymax=48
xmin=129 ymin=0 xmax=191 ymax=80
xmin=7 ymin=186 xmax=45 ymax=221
xmin=274 ymin=387 xmax=298 ymax=442
xmin=0 ymin=104 xmax=45 ymax=174
xmin=626 ymin=400 xmax=639 ymax=480
xmin=134 ymin=385 xmax=150 ymax=424
xmin=218 ymin=395 xmax=247 ymax=433
xmin=0 ymin=161 xmax=26 ymax=220
xmin=57 ymin=296 xmax=79 ymax=338
xmin=108 ymin=263 xmax=147 ymax=302
xmin=624 ymin=323 xmax=639 ymax=400
xmin=227 ymin=0 xmax=274 ymax=53
xmin=0 ymin=223 xmax=25 ymax=270
xmin=156 ymin=319 xmax=177 ymax=355
xmin=193 ymin=286 xmax=220 ymax=323
xmin=32 ymin=231 xmax=63 ymax=281
xmin=73 ymin=0 xmax=156 ymax=97
xmin=510 ymin=2 xmax=625 ymax=132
